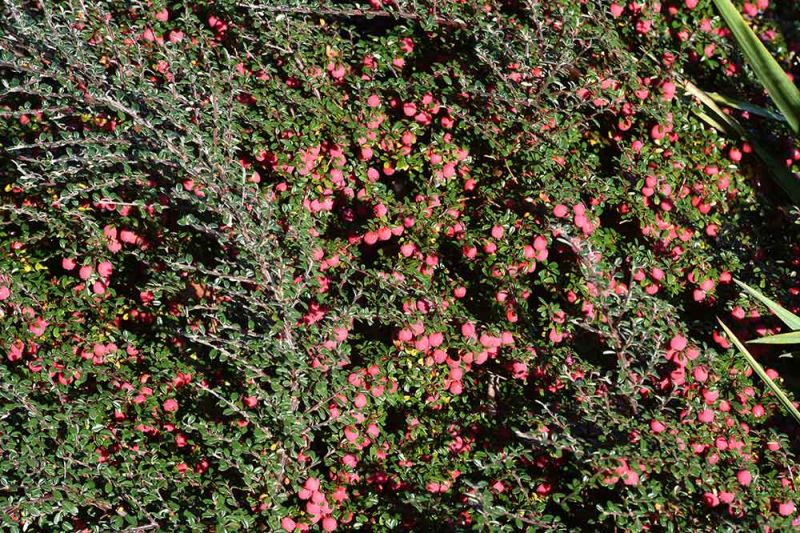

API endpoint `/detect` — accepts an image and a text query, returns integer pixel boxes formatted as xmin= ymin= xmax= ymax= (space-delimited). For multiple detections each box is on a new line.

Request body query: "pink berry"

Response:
xmin=354 ymin=393 xmax=367 ymax=409
xmin=281 ymin=517 xmax=297 ymax=532
xmin=670 ymin=335 xmax=687 ymax=351
xmin=719 ymin=491 xmax=734 ymax=504
xmin=322 ymin=517 xmax=337 ymax=532
xmin=703 ymin=492 xmax=719 ymax=507
xmin=461 ymin=322 xmax=476 ymax=338
xmin=737 ymin=470 xmax=752 ymax=486
xmin=698 ymin=409 xmax=714 ymax=423
xmin=79 ymin=265 xmax=93 ymax=280
xmin=693 ymin=366 xmax=708 ymax=383
xmin=779 ymin=501 xmax=796 ymax=517
xmin=97 ymin=261 xmax=113 ymax=278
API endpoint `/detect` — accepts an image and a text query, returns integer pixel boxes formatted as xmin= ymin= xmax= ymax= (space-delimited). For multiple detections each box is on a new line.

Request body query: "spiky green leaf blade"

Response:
xmin=748 ymin=330 xmax=800 ymax=344
xmin=735 ymin=279 xmax=800 ymax=330
xmin=685 ymin=80 xmax=747 ymax=136
xmin=706 ymin=91 xmax=786 ymax=122
xmin=684 ymin=81 xmax=800 ymax=203
xmin=693 ymin=110 xmax=734 ymax=135
xmin=718 ymin=319 xmax=800 ymax=424
xmin=713 ymin=0 xmax=800 ymax=135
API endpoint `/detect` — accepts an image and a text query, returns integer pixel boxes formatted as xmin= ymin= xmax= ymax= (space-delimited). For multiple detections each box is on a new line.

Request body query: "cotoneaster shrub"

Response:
xmin=2 ymin=0 xmax=800 ymax=531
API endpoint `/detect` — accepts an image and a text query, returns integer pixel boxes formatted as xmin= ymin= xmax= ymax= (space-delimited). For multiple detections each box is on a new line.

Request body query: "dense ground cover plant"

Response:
xmin=3 ymin=0 xmax=800 ymax=530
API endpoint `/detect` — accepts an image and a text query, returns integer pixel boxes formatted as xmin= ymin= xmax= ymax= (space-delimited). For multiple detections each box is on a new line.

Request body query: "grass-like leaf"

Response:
xmin=735 ymin=279 xmax=800 ymax=330
xmin=748 ymin=330 xmax=800 ymax=344
xmin=712 ymin=0 xmax=800 ymax=136
xmin=684 ymin=81 xmax=800 ymax=203
xmin=718 ymin=319 xmax=800 ymax=424
xmin=685 ymin=80 xmax=747 ymax=136
xmin=694 ymin=109 xmax=736 ymax=135
xmin=706 ymin=91 xmax=786 ymax=122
